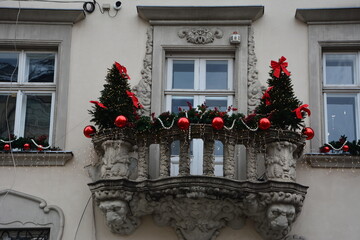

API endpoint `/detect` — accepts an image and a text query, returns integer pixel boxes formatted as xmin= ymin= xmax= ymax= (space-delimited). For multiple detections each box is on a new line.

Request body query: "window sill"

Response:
xmin=0 ymin=151 xmax=73 ymax=166
xmin=304 ymin=153 xmax=360 ymax=168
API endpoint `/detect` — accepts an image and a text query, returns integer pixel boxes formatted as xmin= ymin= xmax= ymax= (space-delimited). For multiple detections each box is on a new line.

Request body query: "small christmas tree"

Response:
xmin=255 ymin=56 xmax=310 ymax=131
xmin=89 ymin=62 xmax=142 ymax=129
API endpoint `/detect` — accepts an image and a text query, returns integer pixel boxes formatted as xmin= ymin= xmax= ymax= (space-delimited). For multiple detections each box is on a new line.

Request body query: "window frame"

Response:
xmin=0 ymin=50 xmax=57 ymax=144
xmin=165 ymin=56 xmax=234 ymax=176
xmin=322 ymin=51 xmax=360 ymax=143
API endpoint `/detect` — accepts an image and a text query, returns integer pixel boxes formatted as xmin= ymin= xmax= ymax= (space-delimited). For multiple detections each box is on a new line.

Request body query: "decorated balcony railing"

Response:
xmin=88 ymin=125 xmax=308 ymax=240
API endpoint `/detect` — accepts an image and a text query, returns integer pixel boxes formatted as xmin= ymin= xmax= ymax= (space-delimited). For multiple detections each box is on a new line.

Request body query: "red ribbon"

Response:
xmin=292 ymin=104 xmax=311 ymax=119
xmin=115 ymin=62 xmax=131 ymax=79
xmin=262 ymin=87 xmax=273 ymax=106
xmin=90 ymin=100 xmax=107 ymax=109
xmin=270 ymin=56 xmax=290 ymax=78
xmin=126 ymin=90 xmax=143 ymax=109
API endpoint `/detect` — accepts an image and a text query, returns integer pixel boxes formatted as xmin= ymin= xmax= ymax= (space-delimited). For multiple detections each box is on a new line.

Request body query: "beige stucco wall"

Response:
xmin=1 ymin=0 xmax=360 ymax=239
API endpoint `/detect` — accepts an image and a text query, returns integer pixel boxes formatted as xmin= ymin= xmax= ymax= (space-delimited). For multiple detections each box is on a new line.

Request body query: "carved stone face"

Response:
xmin=99 ymin=200 xmax=129 ymax=227
xmin=266 ymin=204 xmax=296 ymax=231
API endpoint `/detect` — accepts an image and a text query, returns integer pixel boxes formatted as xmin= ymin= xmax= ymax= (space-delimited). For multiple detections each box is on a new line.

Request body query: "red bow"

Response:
xmin=115 ymin=62 xmax=131 ymax=79
xmin=126 ymin=90 xmax=143 ymax=109
xmin=262 ymin=87 xmax=273 ymax=106
xmin=271 ymin=56 xmax=290 ymax=78
xmin=90 ymin=100 xmax=107 ymax=109
xmin=292 ymin=104 xmax=311 ymax=119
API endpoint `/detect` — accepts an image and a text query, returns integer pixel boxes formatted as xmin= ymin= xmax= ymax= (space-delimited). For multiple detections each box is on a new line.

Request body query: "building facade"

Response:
xmin=1 ymin=0 xmax=360 ymax=239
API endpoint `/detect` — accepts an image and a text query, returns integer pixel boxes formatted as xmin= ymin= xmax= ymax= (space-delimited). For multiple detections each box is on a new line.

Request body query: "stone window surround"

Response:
xmin=0 ymin=189 xmax=65 ymax=240
xmin=136 ymin=5 xmax=264 ymax=179
xmin=0 ymin=8 xmax=84 ymax=166
xmin=296 ymin=7 xmax=360 ymax=167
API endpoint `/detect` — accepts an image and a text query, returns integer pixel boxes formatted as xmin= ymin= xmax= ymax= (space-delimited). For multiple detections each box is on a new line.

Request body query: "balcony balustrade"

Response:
xmin=88 ymin=124 xmax=308 ymax=240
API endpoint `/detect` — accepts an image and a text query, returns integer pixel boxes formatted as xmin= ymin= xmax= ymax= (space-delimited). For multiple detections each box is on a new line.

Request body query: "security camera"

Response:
xmin=113 ymin=1 xmax=122 ymax=10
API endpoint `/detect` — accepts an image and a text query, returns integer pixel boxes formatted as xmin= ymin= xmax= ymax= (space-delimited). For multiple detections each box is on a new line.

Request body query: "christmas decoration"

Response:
xmin=177 ymin=117 xmax=190 ymax=130
xmin=293 ymin=104 xmax=311 ymax=119
xmin=259 ymin=118 xmax=271 ymax=130
xmin=255 ymin=56 xmax=308 ymax=131
xmin=302 ymin=127 xmax=314 ymax=140
xmin=342 ymin=145 xmax=349 ymax=152
xmin=84 ymin=125 xmax=96 ymax=138
xmin=37 ymin=145 xmax=44 ymax=151
xmin=271 ymin=56 xmax=290 ymax=78
xmin=114 ymin=115 xmax=128 ymax=128
xmin=212 ymin=117 xmax=224 ymax=130
xmin=23 ymin=143 xmax=30 ymax=150
xmin=320 ymin=146 xmax=331 ymax=153
xmin=89 ymin=62 xmax=141 ymax=129
xmin=4 ymin=144 xmax=10 ymax=151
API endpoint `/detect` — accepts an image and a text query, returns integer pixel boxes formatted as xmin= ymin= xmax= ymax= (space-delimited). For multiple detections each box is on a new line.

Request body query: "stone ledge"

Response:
xmin=295 ymin=8 xmax=360 ymax=24
xmin=303 ymin=153 xmax=360 ymax=168
xmin=0 ymin=151 xmax=73 ymax=166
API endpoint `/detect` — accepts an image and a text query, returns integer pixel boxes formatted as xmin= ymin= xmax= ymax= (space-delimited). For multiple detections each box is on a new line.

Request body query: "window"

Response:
xmin=0 ymin=228 xmax=50 ymax=240
xmin=0 ymin=51 xmax=56 ymax=144
xmin=323 ymin=52 xmax=360 ymax=143
xmin=165 ymin=57 xmax=234 ymax=176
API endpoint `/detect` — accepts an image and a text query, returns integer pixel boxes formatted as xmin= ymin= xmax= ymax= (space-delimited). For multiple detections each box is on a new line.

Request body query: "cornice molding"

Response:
xmin=0 ymin=7 xmax=85 ymax=24
xmin=295 ymin=7 xmax=360 ymax=24
xmin=137 ymin=5 xmax=264 ymax=25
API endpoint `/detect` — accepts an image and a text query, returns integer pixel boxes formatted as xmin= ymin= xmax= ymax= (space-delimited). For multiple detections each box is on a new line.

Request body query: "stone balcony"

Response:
xmin=87 ymin=125 xmax=308 ymax=240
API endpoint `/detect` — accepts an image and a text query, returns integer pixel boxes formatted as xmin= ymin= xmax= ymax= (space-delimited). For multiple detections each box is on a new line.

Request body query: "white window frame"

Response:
xmin=322 ymin=52 xmax=360 ymax=143
xmin=0 ymin=50 xmax=57 ymax=145
xmin=165 ymin=57 xmax=234 ymax=176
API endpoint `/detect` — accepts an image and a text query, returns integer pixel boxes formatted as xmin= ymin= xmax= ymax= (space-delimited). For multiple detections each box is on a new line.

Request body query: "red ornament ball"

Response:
xmin=343 ymin=145 xmax=350 ymax=152
xmin=23 ymin=143 xmax=30 ymax=151
xmin=177 ymin=117 xmax=190 ymax=130
xmin=4 ymin=144 xmax=10 ymax=151
xmin=321 ymin=146 xmax=331 ymax=153
xmin=259 ymin=118 xmax=271 ymax=130
xmin=37 ymin=145 xmax=44 ymax=151
xmin=212 ymin=117 xmax=224 ymax=130
xmin=83 ymin=125 xmax=96 ymax=138
xmin=114 ymin=115 xmax=128 ymax=128
xmin=302 ymin=127 xmax=314 ymax=140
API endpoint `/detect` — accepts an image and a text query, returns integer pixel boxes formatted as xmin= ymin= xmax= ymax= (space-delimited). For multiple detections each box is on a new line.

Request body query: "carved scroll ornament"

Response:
xmin=178 ymin=28 xmax=223 ymax=44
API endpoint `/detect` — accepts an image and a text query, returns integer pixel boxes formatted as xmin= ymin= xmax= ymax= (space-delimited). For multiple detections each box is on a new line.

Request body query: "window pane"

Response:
xmin=24 ymin=94 xmax=52 ymax=139
xmin=172 ymin=60 xmax=194 ymax=89
xmin=325 ymin=54 xmax=356 ymax=85
xmin=171 ymin=96 xmax=194 ymax=113
xmin=326 ymin=95 xmax=356 ymax=142
xmin=0 ymin=94 xmax=16 ymax=138
xmin=0 ymin=228 xmax=50 ymax=240
xmin=26 ymin=53 xmax=55 ymax=83
xmin=206 ymin=60 xmax=228 ymax=89
xmin=205 ymin=97 xmax=228 ymax=111
xmin=0 ymin=52 xmax=18 ymax=82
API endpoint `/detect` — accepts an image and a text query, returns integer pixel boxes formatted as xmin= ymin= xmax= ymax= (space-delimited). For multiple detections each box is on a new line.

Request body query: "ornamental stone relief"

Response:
xmin=178 ymin=28 xmax=223 ymax=44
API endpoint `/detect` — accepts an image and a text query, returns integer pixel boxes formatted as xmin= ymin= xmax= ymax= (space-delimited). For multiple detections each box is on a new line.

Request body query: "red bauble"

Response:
xmin=4 ymin=144 xmax=10 ymax=151
xmin=302 ymin=127 xmax=314 ymax=140
xmin=343 ymin=145 xmax=349 ymax=152
xmin=177 ymin=117 xmax=190 ymax=130
xmin=37 ymin=145 xmax=44 ymax=151
xmin=321 ymin=146 xmax=331 ymax=153
xmin=259 ymin=118 xmax=271 ymax=130
xmin=212 ymin=117 xmax=224 ymax=130
xmin=114 ymin=115 xmax=128 ymax=128
xmin=23 ymin=143 xmax=30 ymax=151
xmin=83 ymin=125 xmax=96 ymax=138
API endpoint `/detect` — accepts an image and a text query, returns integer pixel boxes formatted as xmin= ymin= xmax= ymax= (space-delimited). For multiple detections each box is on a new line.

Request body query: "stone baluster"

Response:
xmin=178 ymin=139 xmax=191 ymax=176
xmin=137 ymin=140 xmax=149 ymax=180
xmin=203 ymin=139 xmax=215 ymax=176
xmin=246 ymin=144 xmax=258 ymax=181
xmin=159 ymin=138 xmax=171 ymax=177
xmin=223 ymin=138 xmax=236 ymax=179
xmin=265 ymin=141 xmax=298 ymax=182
